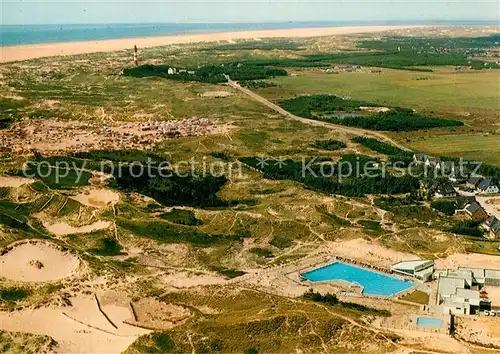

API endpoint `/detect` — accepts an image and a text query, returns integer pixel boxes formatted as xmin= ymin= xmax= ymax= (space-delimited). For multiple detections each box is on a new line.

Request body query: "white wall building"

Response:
xmin=391 ymin=260 xmax=435 ymax=281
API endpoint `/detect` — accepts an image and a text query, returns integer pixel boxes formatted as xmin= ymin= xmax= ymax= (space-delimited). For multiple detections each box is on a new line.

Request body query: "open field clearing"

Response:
xmin=263 ymin=67 xmax=499 ymax=126
xmin=407 ymin=133 xmax=500 ymax=166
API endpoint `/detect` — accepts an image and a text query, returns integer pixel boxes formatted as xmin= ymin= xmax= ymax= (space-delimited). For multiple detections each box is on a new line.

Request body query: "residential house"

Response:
xmin=436 ymin=160 xmax=455 ymax=174
xmin=427 ymin=179 xmax=457 ymax=198
xmin=466 ymin=176 xmax=483 ymax=189
xmin=413 ymin=153 xmax=428 ymax=164
xmin=483 ymin=216 xmax=500 ymax=239
xmin=463 ymin=202 xmax=488 ymax=221
xmin=425 ymin=157 xmax=441 ymax=168
xmin=456 ymin=195 xmax=477 ymax=210
xmin=477 ymin=179 xmax=499 ymax=194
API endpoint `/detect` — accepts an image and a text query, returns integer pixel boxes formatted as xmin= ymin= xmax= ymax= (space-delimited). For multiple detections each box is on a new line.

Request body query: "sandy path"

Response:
xmin=227 ymin=80 xmax=411 ymax=152
xmin=0 ymin=176 xmax=35 ymax=188
xmin=70 ymin=188 xmax=120 ymax=209
xmin=1 ymin=25 xmax=425 ymax=63
xmin=327 ymin=238 xmax=419 ymax=268
xmin=0 ymin=296 xmax=150 ymax=353
xmin=44 ymin=220 xmax=112 ymax=236
xmin=435 ymin=253 xmax=500 ymax=270
xmin=0 ymin=241 xmax=80 ymax=282
xmin=476 ymin=195 xmax=500 ymax=219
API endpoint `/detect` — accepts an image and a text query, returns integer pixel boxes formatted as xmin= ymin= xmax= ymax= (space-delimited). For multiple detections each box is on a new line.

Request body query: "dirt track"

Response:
xmin=227 ymin=80 xmax=411 ymax=152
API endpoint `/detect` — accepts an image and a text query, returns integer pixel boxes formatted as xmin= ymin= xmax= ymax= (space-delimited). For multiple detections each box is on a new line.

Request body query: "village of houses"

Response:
xmin=366 ymin=153 xmax=500 ymax=325
xmin=414 ymin=152 xmax=500 ymax=240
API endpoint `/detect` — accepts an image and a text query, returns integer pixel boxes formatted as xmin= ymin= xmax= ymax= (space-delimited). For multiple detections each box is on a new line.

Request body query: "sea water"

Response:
xmin=1 ymin=21 xmax=495 ymax=47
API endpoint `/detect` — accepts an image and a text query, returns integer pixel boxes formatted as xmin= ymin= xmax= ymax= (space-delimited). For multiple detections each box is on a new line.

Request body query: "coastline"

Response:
xmin=1 ymin=25 xmax=427 ymax=63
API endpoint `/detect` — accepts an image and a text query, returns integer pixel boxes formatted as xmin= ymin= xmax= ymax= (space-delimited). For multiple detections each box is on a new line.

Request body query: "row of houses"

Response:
xmin=455 ymin=196 xmax=500 ymax=239
xmin=466 ymin=177 xmax=500 ymax=194
xmin=167 ymin=67 xmax=196 ymax=75
xmin=413 ymin=153 xmax=500 ymax=193
xmin=425 ymin=181 xmax=500 ymax=239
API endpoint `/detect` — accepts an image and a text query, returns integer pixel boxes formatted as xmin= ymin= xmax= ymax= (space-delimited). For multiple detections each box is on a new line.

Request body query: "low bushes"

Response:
xmin=303 ymin=290 xmax=391 ymax=316
xmin=311 ymin=139 xmax=347 ymax=151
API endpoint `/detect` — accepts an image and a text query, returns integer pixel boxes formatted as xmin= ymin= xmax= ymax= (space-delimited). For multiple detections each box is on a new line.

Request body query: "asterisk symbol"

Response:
xmin=274 ymin=157 xmax=287 ymax=168
xmin=256 ymin=156 xmax=270 ymax=169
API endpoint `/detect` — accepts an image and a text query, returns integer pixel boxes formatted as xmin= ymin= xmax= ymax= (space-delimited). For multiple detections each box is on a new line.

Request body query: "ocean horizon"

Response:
xmin=1 ymin=20 xmax=497 ymax=47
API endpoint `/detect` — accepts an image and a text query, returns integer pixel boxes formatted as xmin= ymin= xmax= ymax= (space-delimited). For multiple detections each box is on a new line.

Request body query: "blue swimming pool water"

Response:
xmin=416 ymin=317 xmax=442 ymax=327
xmin=301 ymin=262 xmax=414 ymax=296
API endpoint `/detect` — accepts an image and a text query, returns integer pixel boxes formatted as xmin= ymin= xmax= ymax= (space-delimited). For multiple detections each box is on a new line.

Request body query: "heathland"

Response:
xmin=0 ymin=25 xmax=499 ymax=353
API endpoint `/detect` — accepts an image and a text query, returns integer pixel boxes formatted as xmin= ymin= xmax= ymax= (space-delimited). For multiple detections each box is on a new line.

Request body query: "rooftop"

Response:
xmin=438 ymin=276 xmax=466 ymax=298
xmin=454 ymin=288 xmax=480 ymax=300
xmin=392 ymin=260 xmax=434 ymax=270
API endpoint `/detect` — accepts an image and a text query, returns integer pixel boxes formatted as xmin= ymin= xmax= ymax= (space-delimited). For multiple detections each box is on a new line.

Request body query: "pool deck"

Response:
xmin=298 ymin=257 xmax=417 ymax=298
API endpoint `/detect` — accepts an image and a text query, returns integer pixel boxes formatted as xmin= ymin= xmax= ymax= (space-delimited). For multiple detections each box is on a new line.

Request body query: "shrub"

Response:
xmin=90 ymin=238 xmax=124 ymax=256
xmin=430 ymin=200 xmax=456 ymax=216
xmin=250 ymin=247 xmax=274 ymax=258
xmin=303 ymin=290 xmax=390 ymax=316
xmin=0 ymin=287 xmax=31 ymax=304
xmin=311 ymin=139 xmax=347 ymax=151
xmin=449 ymin=220 xmax=484 ymax=237
xmin=351 ymin=136 xmax=409 ymax=156
xmin=269 ymin=236 xmax=293 ymax=249
xmin=210 ymin=266 xmax=246 ymax=279
xmin=159 ymin=208 xmax=202 ymax=226
xmin=117 ymin=219 xmax=242 ymax=247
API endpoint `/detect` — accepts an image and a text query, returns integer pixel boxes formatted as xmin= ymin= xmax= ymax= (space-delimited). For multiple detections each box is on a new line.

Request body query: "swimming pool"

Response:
xmin=416 ymin=317 xmax=442 ymax=328
xmin=301 ymin=262 xmax=414 ymax=296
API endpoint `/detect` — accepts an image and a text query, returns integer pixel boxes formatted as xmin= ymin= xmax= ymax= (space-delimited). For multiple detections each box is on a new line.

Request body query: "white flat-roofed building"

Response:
xmin=443 ymin=269 xmax=474 ymax=287
xmin=458 ymin=267 xmax=485 ymax=285
xmin=438 ymin=276 xmax=466 ymax=300
xmin=442 ymin=298 xmax=471 ymax=315
xmin=452 ymin=288 xmax=481 ymax=307
xmin=484 ymin=269 xmax=500 ymax=286
xmin=391 ymin=260 xmax=434 ymax=282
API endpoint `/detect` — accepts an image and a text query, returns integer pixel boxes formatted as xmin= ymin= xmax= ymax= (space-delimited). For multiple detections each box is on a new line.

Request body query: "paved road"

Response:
xmin=227 ymin=80 xmax=412 ymax=152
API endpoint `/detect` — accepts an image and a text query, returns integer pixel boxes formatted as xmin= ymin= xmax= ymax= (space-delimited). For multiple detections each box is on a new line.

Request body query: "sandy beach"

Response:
xmin=1 ymin=25 xmax=424 ymax=63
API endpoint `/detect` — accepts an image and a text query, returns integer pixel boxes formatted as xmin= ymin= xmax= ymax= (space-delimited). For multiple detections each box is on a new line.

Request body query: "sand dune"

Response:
xmin=1 ymin=25 xmax=425 ymax=63
xmin=0 ymin=241 xmax=80 ymax=282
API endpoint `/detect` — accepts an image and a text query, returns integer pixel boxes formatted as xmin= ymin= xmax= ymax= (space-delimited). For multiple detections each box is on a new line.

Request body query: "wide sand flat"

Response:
xmin=44 ymin=220 xmax=112 ymax=236
xmin=0 ymin=296 xmax=150 ymax=353
xmin=0 ymin=175 xmax=35 ymax=188
xmin=0 ymin=241 xmax=80 ymax=282
xmin=1 ymin=25 xmax=424 ymax=63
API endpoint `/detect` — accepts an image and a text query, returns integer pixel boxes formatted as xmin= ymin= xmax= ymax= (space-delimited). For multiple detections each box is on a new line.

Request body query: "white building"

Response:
xmin=477 ymin=179 xmax=499 ymax=194
xmin=437 ymin=275 xmax=480 ymax=315
xmin=437 ymin=267 xmax=500 ymax=315
xmin=391 ymin=260 xmax=435 ymax=281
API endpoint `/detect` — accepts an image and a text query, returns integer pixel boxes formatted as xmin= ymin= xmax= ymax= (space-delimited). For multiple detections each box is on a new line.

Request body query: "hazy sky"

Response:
xmin=2 ymin=0 xmax=499 ymax=25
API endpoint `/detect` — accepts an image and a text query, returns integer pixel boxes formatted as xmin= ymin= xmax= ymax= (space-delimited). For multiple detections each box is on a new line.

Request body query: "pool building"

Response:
xmin=301 ymin=261 xmax=414 ymax=296
xmin=391 ymin=260 xmax=435 ymax=282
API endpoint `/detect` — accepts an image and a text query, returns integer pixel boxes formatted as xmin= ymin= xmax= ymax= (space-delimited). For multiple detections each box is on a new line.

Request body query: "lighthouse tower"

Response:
xmin=133 ymin=45 xmax=138 ymax=66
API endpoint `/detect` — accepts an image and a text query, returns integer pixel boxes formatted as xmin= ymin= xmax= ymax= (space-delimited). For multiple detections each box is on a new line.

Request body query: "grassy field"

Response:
xmin=407 ymin=134 xmax=500 ymax=166
xmin=399 ymin=290 xmax=430 ymax=305
xmin=125 ymin=287 xmax=398 ymax=354
xmin=253 ymin=67 xmax=499 ymax=165
xmin=262 ymin=67 xmax=499 ymax=125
